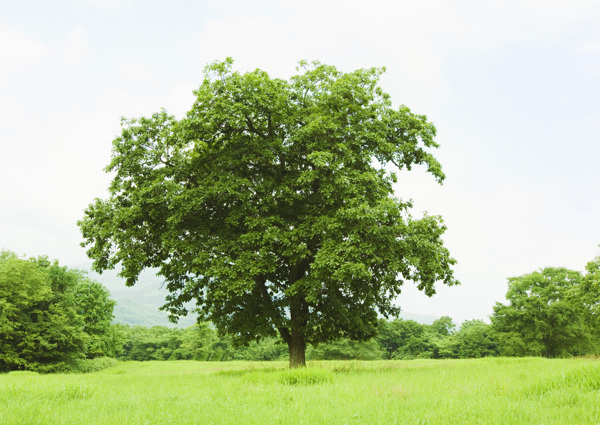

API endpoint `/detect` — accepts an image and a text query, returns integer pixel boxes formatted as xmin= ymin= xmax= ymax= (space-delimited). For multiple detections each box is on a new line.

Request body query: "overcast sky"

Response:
xmin=1 ymin=0 xmax=599 ymax=324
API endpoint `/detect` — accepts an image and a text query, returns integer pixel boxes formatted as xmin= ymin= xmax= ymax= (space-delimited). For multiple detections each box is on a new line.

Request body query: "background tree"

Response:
xmin=0 ymin=251 xmax=118 ymax=372
xmin=452 ymin=320 xmax=498 ymax=358
xmin=118 ymin=326 xmax=185 ymax=361
xmin=491 ymin=267 xmax=596 ymax=357
xmin=79 ymin=59 xmax=458 ymax=367
xmin=73 ymin=277 xmax=118 ymax=357
xmin=426 ymin=316 xmax=457 ymax=359
xmin=429 ymin=316 xmax=455 ymax=337
xmin=580 ymin=255 xmax=600 ymax=340
xmin=177 ymin=323 xmax=218 ymax=361
xmin=307 ymin=338 xmax=382 ymax=360
xmin=232 ymin=337 xmax=290 ymax=361
xmin=376 ymin=319 xmax=434 ymax=359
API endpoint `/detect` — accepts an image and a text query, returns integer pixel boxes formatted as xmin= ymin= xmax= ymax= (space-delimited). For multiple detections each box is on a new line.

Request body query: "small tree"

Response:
xmin=79 ymin=59 xmax=458 ymax=367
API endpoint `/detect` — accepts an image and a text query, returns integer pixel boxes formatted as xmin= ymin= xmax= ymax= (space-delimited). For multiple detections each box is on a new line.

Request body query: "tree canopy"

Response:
xmin=492 ymin=266 xmax=599 ymax=357
xmin=79 ymin=59 xmax=458 ymax=367
xmin=0 ymin=251 xmax=118 ymax=372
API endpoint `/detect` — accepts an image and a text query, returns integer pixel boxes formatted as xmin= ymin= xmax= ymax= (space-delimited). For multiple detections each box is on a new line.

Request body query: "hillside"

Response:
xmin=72 ymin=264 xmax=196 ymax=328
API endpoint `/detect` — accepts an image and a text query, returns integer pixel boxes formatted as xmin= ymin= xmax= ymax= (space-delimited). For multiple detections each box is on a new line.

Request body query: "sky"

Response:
xmin=1 ymin=0 xmax=599 ymax=325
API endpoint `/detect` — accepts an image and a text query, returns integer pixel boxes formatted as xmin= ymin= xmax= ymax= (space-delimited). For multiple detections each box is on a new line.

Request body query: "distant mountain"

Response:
xmin=71 ymin=263 xmax=197 ymax=328
xmin=73 ymin=263 xmax=439 ymax=328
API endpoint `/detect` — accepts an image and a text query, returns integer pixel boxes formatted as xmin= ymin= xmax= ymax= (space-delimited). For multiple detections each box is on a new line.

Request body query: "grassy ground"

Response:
xmin=1 ymin=357 xmax=599 ymax=424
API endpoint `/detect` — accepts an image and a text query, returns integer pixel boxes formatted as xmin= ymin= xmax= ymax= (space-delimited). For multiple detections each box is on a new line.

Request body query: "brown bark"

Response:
xmin=283 ymin=262 xmax=310 ymax=368
xmin=287 ymin=290 xmax=308 ymax=368
xmin=288 ymin=327 xmax=306 ymax=368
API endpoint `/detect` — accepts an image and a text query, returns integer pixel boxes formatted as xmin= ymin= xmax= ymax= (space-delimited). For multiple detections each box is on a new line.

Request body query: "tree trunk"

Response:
xmin=288 ymin=327 xmax=306 ymax=368
xmin=286 ymin=263 xmax=309 ymax=368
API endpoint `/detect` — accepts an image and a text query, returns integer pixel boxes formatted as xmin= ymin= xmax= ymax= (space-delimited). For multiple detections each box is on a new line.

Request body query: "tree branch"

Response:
xmin=245 ymin=117 xmax=266 ymax=138
xmin=257 ymin=277 xmax=290 ymax=344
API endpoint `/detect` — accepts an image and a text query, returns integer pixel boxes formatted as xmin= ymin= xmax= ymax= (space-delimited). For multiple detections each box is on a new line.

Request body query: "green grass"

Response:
xmin=1 ymin=358 xmax=600 ymax=424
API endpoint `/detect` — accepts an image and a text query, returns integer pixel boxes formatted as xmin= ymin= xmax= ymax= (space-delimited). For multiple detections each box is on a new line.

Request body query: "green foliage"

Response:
xmin=118 ymin=325 xmax=186 ymax=361
xmin=430 ymin=316 xmax=456 ymax=336
xmin=492 ymin=267 xmax=599 ymax=357
xmin=226 ymin=337 xmax=290 ymax=361
xmin=176 ymin=323 xmax=218 ymax=360
xmin=74 ymin=280 xmax=117 ymax=358
xmin=581 ymin=255 xmax=600 ymax=334
xmin=374 ymin=316 xmax=499 ymax=360
xmin=113 ymin=316 xmax=499 ymax=362
xmin=78 ymin=59 xmax=458 ymax=366
xmin=307 ymin=338 xmax=382 ymax=360
xmin=116 ymin=324 xmax=290 ymax=362
xmin=0 ymin=251 xmax=118 ymax=372
xmin=452 ymin=320 xmax=499 ymax=358
xmin=377 ymin=318 xmax=438 ymax=359
xmin=377 ymin=316 xmax=457 ymax=360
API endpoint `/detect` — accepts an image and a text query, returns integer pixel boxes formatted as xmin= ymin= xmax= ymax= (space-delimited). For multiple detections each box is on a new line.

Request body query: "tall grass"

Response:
xmin=1 ymin=358 xmax=599 ymax=424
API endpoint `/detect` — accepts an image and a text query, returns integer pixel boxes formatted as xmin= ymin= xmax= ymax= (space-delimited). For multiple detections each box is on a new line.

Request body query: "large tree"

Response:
xmin=492 ymin=267 xmax=597 ymax=357
xmin=79 ymin=59 xmax=458 ymax=367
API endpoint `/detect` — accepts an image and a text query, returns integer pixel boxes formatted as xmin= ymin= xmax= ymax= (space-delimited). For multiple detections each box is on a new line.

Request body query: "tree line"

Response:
xmin=112 ymin=252 xmax=600 ymax=362
xmin=2 ymin=249 xmax=599 ymax=372
xmin=113 ymin=317 xmax=494 ymax=362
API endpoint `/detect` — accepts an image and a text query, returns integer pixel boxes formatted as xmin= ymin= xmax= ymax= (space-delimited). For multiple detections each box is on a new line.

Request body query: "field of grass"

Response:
xmin=1 ymin=357 xmax=600 ymax=424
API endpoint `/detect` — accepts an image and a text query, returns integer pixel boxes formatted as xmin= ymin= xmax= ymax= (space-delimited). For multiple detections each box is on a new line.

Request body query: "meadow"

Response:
xmin=1 ymin=357 xmax=599 ymax=424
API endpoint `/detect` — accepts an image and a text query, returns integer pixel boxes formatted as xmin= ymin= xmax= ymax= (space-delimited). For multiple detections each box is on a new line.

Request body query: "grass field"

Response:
xmin=1 ymin=357 xmax=600 ymax=424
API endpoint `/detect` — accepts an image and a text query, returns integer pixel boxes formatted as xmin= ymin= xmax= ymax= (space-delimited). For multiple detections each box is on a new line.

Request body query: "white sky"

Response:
xmin=1 ymin=0 xmax=599 ymax=324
